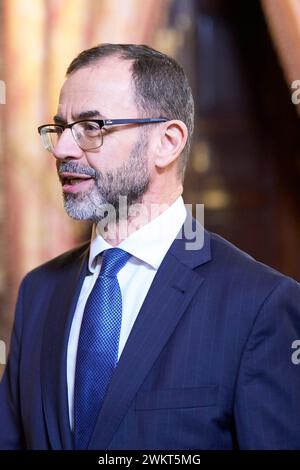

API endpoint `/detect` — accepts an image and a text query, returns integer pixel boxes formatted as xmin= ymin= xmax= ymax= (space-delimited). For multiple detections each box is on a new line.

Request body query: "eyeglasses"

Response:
xmin=38 ymin=118 xmax=168 ymax=153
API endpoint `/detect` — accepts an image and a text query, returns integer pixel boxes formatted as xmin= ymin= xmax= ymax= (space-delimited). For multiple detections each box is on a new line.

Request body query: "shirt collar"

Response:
xmin=88 ymin=196 xmax=187 ymax=273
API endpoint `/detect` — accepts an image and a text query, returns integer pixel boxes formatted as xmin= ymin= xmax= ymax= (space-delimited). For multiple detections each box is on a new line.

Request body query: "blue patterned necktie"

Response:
xmin=74 ymin=248 xmax=131 ymax=450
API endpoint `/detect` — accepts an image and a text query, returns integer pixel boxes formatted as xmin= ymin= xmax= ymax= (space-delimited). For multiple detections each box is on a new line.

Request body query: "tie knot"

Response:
xmin=100 ymin=248 xmax=131 ymax=277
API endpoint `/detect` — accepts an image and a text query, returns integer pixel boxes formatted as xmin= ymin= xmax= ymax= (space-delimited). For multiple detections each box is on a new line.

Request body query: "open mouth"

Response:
xmin=59 ymin=172 xmax=94 ymax=193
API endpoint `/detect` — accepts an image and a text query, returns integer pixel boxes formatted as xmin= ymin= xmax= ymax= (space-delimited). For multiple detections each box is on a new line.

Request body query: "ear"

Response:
xmin=154 ymin=120 xmax=188 ymax=169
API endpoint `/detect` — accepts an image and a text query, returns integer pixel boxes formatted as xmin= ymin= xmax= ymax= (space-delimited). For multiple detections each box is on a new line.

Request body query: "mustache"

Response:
xmin=57 ymin=162 xmax=98 ymax=179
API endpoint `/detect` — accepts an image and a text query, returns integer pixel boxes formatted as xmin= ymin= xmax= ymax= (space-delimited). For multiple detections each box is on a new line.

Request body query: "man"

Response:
xmin=0 ymin=43 xmax=300 ymax=450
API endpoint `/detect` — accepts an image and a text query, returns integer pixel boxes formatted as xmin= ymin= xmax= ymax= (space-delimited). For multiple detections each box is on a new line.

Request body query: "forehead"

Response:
xmin=58 ymin=57 xmax=137 ymax=119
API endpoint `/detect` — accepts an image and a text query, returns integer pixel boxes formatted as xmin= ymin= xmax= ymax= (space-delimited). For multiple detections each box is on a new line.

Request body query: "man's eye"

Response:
xmin=82 ymin=122 xmax=100 ymax=134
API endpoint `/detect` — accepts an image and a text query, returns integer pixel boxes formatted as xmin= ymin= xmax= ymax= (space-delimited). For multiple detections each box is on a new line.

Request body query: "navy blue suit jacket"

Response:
xmin=1 ymin=222 xmax=300 ymax=449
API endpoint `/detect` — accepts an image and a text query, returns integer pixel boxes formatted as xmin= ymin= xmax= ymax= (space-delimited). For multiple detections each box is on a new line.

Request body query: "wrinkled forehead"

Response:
xmin=57 ymin=58 xmax=138 ymax=119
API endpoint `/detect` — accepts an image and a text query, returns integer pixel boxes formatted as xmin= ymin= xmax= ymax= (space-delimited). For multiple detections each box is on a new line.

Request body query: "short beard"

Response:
xmin=57 ymin=133 xmax=150 ymax=223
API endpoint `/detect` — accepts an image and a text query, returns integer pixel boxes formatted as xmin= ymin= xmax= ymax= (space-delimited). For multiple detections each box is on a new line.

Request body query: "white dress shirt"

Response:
xmin=67 ymin=196 xmax=187 ymax=427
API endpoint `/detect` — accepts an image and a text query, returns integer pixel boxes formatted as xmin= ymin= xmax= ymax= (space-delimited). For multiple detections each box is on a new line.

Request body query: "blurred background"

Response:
xmin=1 ymin=0 xmax=300 ymax=373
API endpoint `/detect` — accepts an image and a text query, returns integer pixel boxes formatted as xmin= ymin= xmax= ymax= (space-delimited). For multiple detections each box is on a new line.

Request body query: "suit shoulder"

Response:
xmin=22 ymin=241 xmax=89 ymax=282
xmin=209 ymin=231 xmax=298 ymax=287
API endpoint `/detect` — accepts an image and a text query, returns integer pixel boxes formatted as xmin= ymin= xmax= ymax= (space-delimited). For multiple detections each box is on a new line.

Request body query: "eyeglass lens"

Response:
xmin=40 ymin=121 xmax=103 ymax=152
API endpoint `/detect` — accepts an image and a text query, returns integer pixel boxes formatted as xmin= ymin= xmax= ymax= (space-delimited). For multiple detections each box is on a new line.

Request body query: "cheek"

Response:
xmin=143 ymin=150 xmax=155 ymax=173
xmin=86 ymin=136 xmax=137 ymax=171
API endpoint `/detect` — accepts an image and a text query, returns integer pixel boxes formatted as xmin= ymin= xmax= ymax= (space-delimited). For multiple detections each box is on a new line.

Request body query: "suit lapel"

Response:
xmin=89 ymin=223 xmax=211 ymax=450
xmin=40 ymin=244 xmax=89 ymax=450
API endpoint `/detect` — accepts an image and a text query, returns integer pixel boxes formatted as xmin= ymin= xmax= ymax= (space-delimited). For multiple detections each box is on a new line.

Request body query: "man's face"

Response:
xmin=54 ymin=57 xmax=150 ymax=222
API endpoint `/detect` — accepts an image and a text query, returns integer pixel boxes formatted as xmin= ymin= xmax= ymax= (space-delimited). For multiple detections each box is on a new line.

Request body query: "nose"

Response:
xmin=53 ymin=128 xmax=84 ymax=161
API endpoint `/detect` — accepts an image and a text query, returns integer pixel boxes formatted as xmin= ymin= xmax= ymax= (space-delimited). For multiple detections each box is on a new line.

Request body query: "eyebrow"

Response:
xmin=53 ymin=110 xmax=105 ymax=124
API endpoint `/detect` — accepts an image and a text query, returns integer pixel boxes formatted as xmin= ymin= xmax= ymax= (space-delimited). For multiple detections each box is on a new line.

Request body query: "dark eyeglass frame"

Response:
xmin=38 ymin=117 xmax=169 ymax=152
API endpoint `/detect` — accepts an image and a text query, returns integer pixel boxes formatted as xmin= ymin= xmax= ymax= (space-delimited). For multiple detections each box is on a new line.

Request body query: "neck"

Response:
xmin=96 ymin=186 xmax=183 ymax=246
